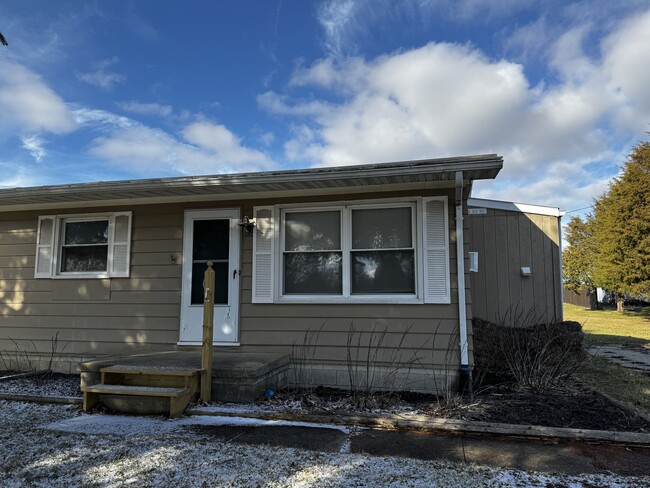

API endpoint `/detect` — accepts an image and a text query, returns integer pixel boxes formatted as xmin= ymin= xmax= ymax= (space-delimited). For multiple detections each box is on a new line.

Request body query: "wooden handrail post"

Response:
xmin=200 ymin=262 xmax=215 ymax=402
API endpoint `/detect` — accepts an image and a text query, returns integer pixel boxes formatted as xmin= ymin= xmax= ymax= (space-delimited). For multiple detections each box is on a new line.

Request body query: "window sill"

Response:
xmin=276 ymin=295 xmax=424 ymax=305
xmin=43 ymin=273 xmax=113 ymax=280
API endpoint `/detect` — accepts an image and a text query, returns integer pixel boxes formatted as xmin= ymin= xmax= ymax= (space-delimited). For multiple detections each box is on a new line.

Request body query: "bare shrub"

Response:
xmin=345 ymin=322 xmax=419 ymax=409
xmin=0 ymin=332 xmax=67 ymax=375
xmin=473 ymin=309 xmax=586 ymax=390
xmin=291 ymin=322 xmax=326 ymax=391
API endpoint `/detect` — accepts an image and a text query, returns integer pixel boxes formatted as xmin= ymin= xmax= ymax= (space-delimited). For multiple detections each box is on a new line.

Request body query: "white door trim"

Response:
xmin=178 ymin=208 xmax=240 ymax=345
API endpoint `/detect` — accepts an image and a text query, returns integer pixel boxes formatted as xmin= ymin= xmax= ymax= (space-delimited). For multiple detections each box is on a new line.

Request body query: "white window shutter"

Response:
xmin=110 ymin=212 xmax=132 ymax=277
xmin=35 ymin=216 xmax=56 ymax=278
xmin=252 ymin=206 xmax=275 ymax=303
xmin=422 ymin=197 xmax=450 ymax=303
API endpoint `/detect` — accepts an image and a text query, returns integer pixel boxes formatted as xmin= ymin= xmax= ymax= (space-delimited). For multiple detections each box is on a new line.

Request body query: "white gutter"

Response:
xmin=455 ymin=172 xmax=469 ymax=371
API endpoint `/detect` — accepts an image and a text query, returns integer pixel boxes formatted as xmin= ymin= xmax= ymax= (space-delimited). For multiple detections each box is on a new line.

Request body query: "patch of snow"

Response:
xmin=45 ymin=412 xmax=353 ymax=436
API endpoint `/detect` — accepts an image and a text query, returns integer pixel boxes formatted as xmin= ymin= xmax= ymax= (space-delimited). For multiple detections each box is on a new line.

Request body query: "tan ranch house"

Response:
xmin=0 ymin=154 xmax=564 ymax=400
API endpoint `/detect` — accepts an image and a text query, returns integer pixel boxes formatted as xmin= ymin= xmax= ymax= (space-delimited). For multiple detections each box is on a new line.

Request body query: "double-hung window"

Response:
xmin=60 ymin=218 xmax=110 ymax=272
xmin=253 ymin=197 xmax=449 ymax=304
xmin=35 ymin=212 xmax=132 ymax=278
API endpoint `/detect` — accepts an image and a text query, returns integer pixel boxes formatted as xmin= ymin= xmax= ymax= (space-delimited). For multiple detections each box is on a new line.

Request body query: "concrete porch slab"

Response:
xmin=80 ymin=351 xmax=290 ymax=403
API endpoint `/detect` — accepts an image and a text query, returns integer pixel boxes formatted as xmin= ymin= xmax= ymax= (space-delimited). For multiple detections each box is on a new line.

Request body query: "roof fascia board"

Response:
xmin=468 ymin=197 xmax=565 ymax=217
xmin=0 ymin=155 xmax=502 ymax=199
xmin=0 ymin=180 xmax=458 ymax=213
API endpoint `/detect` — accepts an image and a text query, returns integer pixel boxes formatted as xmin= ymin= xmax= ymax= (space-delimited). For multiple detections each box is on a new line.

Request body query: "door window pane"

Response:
xmin=193 ymin=220 xmax=229 ymax=260
xmin=285 ymin=211 xmax=340 ymax=251
xmin=352 ymin=207 xmax=412 ymax=249
xmin=191 ymin=219 xmax=230 ymax=305
xmin=351 ymin=250 xmax=415 ymax=294
xmin=284 ymin=252 xmax=342 ymax=294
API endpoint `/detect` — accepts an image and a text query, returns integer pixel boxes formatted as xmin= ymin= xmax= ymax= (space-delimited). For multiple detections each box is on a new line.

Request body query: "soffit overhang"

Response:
xmin=0 ymin=154 xmax=503 ymax=212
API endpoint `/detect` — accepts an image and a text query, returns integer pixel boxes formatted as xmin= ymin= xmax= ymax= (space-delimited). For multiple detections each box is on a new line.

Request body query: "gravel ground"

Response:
xmin=0 ymin=400 xmax=648 ymax=487
xmin=0 ymin=372 xmax=81 ymax=397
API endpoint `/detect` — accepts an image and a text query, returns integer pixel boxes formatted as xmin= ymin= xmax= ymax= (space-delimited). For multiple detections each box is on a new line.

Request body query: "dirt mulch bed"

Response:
xmin=443 ymin=385 xmax=650 ymax=432
xmin=263 ymin=383 xmax=650 ymax=434
xmin=2 ymin=371 xmax=649 ymax=434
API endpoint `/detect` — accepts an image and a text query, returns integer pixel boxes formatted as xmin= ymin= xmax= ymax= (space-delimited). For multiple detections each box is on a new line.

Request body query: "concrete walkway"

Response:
xmin=178 ymin=421 xmax=650 ymax=477
xmin=589 ymin=344 xmax=650 ymax=375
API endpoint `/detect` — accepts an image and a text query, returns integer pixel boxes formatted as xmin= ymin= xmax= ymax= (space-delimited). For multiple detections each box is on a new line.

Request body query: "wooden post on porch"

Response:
xmin=200 ymin=262 xmax=215 ymax=402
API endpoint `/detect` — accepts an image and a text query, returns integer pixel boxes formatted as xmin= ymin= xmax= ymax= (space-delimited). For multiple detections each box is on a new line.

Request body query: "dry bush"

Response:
xmin=473 ymin=311 xmax=585 ymax=390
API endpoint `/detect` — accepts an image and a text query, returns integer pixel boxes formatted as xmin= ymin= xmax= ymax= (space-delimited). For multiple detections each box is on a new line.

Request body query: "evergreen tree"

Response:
xmin=563 ymin=215 xmax=598 ymax=309
xmin=592 ymin=142 xmax=650 ymax=312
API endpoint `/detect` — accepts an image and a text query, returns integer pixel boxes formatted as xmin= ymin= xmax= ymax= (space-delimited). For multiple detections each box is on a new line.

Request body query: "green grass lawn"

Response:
xmin=564 ymin=303 xmax=650 ymax=347
xmin=564 ymin=303 xmax=650 ymax=414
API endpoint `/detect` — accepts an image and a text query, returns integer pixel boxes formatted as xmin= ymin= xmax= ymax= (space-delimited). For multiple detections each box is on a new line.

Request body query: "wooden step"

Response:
xmin=82 ymin=384 xmax=192 ymax=418
xmin=100 ymin=366 xmax=201 ymax=392
xmin=101 ymin=365 xmax=202 ymax=376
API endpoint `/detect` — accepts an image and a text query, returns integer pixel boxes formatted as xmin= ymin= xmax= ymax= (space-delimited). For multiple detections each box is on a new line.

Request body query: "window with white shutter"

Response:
xmin=250 ymin=198 xmax=451 ymax=304
xmin=34 ymin=212 xmax=132 ymax=279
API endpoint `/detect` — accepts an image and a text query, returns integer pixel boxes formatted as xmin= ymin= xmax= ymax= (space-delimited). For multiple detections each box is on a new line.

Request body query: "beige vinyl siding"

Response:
xmin=0 ymin=206 xmax=183 ymax=360
xmin=0 ymin=188 xmax=467 ymax=377
xmin=468 ymin=207 xmax=561 ymax=324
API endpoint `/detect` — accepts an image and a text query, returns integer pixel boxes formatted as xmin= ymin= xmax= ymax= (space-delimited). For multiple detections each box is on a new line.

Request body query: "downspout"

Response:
xmin=455 ymin=171 xmax=471 ymax=395
xmin=557 ymin=211 xmax=566 ymax=321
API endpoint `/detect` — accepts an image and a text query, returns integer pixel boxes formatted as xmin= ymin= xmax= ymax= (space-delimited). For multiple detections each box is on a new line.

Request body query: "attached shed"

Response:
xmin=467 ymin=198 xmax=565 ymax=325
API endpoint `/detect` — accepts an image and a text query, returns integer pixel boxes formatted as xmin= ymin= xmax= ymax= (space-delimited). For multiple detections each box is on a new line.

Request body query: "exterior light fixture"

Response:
xmin=238 ymin=216 xmax=256 ymax=236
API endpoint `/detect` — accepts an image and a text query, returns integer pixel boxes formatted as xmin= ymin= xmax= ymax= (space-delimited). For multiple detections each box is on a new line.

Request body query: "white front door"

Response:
xmin=179 ymin=209 xmax=240 ymax=344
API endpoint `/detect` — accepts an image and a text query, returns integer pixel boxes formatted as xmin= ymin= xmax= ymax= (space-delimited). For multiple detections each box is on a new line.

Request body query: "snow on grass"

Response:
xmin=0 ymin=373 xmax=81 ymax=397
xmin=0 ymin=400 xmax=648 ymax=488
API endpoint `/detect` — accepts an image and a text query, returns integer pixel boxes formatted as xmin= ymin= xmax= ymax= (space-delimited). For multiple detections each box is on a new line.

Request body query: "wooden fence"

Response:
xmin=563 ymin=286 xmax=591 ymax=308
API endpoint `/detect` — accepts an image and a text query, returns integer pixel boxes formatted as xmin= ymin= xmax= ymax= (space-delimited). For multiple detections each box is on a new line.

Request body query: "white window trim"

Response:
xmin=276 ymin=198 xmax=423 ymax=304
xmin=35 ymin=211 xmax=132 ymax=279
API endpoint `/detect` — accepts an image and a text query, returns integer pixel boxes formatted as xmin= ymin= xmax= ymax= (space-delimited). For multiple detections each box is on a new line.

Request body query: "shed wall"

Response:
xmin=467 ymin=207 xmax=562 ymax=324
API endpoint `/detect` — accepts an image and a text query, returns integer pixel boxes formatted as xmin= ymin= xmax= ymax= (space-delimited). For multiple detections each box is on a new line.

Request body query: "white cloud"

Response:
xmin=117 ymin=101 xmax=173 ymax=117
xmin=317 ymin=0 xmax=360 ymax=57
xmin=73 ymin=108 xmax=137 ymax=130
xmin=76 ymin=58 xmax=126 ymax=90
xmin=259 ymin=8 xmax=650 ymax=209
xmin=182 ymin=121 xmax=275 ymax=169
xmin=0 ymin=59 xmax=76 ymax=134
xmin=258 ymin=131 xmax=276 ymax=147
xmin=89 ymin=121 xmax=275 ymax=176
xmin=601 ymin=10 xmax=650 ymax=132
xmin=20 ymin=135 xmax=46 ymax=162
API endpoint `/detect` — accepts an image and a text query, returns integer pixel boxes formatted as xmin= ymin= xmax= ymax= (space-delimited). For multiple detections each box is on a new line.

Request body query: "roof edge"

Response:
xmin=468 ymin=198 xmax=565 ymax=217
xmin=0 ymin=154 xmax=502 ymax=197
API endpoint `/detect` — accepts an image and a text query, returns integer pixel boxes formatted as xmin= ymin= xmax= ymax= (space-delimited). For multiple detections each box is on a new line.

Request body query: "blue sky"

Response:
xmin=1 ymin=0 xmax=649 ymax=215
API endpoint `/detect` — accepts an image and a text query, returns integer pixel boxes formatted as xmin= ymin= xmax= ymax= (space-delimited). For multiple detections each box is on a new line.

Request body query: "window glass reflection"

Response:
xmin=352 ymin=251 xmax=415 ymax=294
xmin=352 ymin=207 xmax=411 ymax=249
xmin=285 ymin=211 xmax=341 ymax=251
xmin=284 ymin=252 xmax=342 ymax=294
